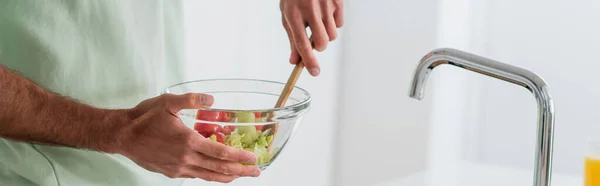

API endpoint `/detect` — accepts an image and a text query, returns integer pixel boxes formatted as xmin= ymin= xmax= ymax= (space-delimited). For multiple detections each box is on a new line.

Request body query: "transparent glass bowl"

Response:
xmin=162 ymin=79 xmax=311 ymax=170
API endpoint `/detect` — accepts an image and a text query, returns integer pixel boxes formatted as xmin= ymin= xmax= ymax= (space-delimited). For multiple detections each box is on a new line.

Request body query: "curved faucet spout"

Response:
xmin=409 ymin=48 xmax=555 ymax=186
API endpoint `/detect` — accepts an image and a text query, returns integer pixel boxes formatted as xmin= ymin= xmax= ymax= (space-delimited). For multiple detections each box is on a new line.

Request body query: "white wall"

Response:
xmin=466 ymin=0 xmax=600 ymax=176
xmin=334 ymin=0 xmax=439 ymax=185
xmin=181 ymin=0 xmax=341 ymax=186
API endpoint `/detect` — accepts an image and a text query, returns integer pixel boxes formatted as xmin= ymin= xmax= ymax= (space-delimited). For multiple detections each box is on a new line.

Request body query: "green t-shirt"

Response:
xmin=0 ymin=0 xmax=186 ymax=185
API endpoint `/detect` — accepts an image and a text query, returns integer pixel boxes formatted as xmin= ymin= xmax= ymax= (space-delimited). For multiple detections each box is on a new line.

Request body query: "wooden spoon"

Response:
xmin=263 ymin=61 xmax=305 ymax=150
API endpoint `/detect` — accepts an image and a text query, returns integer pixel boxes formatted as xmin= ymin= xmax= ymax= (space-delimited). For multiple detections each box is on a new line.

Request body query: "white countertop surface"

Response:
xmin=181 ymin=161 xmax=583 ymax=186
xmin=374 ymin=161 xmax=582 ymax=186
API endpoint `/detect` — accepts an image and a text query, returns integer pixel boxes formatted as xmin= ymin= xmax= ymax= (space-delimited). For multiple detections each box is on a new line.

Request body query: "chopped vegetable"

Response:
xmin=209 ymin=135 xmax=217 ymax=142
xmin=236 ymin=111 xmax=255 ymax=123
xmin=194 ymin=111 xmax=277 ymax=165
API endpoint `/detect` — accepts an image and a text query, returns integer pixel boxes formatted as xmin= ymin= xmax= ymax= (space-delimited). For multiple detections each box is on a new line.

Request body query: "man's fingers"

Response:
xmin=324 ymin=15 xmax=338 ymax=41
xmin=306 ymin=11 xmax=329 ymax=52
xmin=191 ymin=153 xmax=260 ymax=177
xmin=290 ymin=44 xmax=301 ymax=65
xmin=286 ymin=13 xmax=320 ymax=76
xmin=322 ymin=1 xmax=338 ymax=41
xmin=167 ymin=93 xmax=214 ymax=111
xmin=282 ymin=17 xmax=301 ymax=64
xmin=192 ymin=136 xmax=258 ymax=163
xmin=305 ymin=4 xmax=329 ymax=52
xmin=333 ymin=0 xmax=344 ymax=28
xmin=182 ymin=166 xmax=240 ymax=183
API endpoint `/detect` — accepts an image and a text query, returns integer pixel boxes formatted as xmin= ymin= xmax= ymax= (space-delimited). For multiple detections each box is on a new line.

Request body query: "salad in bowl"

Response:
xmin=163 ymin=79 xmax=310 ymax=170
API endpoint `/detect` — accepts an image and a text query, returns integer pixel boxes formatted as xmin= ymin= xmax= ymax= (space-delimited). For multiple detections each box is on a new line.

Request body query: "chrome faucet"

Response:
xmin=409 ymin=48 xmax=555 ymax=186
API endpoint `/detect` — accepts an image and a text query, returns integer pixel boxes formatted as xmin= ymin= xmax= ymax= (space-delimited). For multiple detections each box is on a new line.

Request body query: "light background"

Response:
xmin=181 ymin=0 xmax=600 ymax=185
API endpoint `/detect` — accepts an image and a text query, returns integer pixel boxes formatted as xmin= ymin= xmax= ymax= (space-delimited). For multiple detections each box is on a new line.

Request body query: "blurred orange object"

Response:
xmin=586 ymin=157 xmax=600 ymax=186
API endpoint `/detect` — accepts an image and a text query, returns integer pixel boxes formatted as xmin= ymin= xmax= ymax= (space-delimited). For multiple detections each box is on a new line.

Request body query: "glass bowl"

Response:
xmin=162 ymin=79 xmax=311 ymax=170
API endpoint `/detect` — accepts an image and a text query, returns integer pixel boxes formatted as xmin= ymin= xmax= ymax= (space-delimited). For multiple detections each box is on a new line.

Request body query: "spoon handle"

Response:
xmin=265 ymin=62 xmax=304 ymax=151
xmin=275 ymin=62 xmax=305 ymax=108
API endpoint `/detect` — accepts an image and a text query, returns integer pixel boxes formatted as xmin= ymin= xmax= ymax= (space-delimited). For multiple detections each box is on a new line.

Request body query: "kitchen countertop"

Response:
xmin=374 ymin=161 xmax=582 ymax=186
xmin=181 ymin=160 xmax=583 ymax=186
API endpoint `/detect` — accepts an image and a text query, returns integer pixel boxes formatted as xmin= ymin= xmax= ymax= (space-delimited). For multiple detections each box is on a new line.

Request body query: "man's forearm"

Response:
xmin=0 ymin=65 xmax=128 ymax=152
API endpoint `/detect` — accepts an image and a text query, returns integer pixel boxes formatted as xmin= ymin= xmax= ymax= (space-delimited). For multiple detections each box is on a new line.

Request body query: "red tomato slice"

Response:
xmin=218 ymin=112 xmax=233 ymax=133
xmin=193 ymin=122 xmax=204 ymax=131
xmin=196 ymin=110 xmax=227 ymax=136
xmin=217 ymin=126 xmax=232 ymax=135
xmin=219 ymin=112 xmax=231 ymax=122
xmin=194 ymin=122 xmax=232 ymax=138
xmin=198 ymin=131 xmax=212 ymax=138
xmin=225 ymin=126 xmax=236 ymax=132
xmin=215 ymin=132 xmax=226 ymax=143
xmin=194 ymin=122 xmax=219 ymax=134
xmin=196 ymin=110 xmax=221 ymax=122
xmin=254 ymin=112 xmax=263 ymax=131
xmin=194 ymin=123 xmax=213 ymax=138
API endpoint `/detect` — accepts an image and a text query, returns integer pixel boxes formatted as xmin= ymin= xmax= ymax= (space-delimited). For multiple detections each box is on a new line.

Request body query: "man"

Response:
xmin=0 ymin=0 xmax=343 ymax=185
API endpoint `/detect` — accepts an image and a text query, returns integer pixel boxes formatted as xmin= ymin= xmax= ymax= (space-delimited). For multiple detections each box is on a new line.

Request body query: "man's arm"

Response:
xmin=0 ymin=64 xmax=126 ymax=152
xmin=0 ymin=64 xmax=262 ymax=182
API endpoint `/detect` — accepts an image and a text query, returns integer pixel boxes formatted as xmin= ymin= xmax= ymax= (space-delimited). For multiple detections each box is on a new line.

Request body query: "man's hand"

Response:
xmin=280 ymin=0 xmax=344 ymax=77
xmin=114 ymin=93 xmax=261 ymax=182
